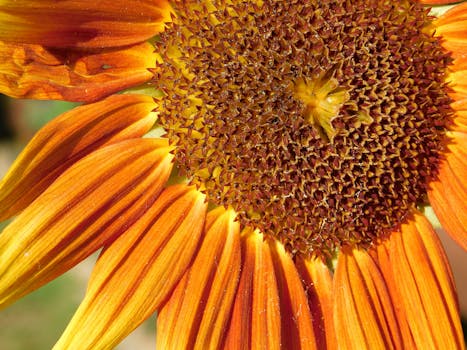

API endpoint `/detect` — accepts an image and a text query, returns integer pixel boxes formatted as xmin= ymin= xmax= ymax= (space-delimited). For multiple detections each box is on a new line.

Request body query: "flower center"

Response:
xmin=154 ymin=0 xmax=452 ymax=256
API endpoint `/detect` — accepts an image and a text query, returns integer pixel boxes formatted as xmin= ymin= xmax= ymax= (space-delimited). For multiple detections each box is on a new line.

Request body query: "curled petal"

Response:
xmin=296 ymin=256 xmax=336 ymax=350
xmin=0 ymin=94 xmax=157 ymax=220
xmin=157 ymin=207 xmax=241 ymax=349
xmin=224 ymin=229 xmax=281 ymax=350
xmin=269 ymin=240 xmax=318 ymax=350
xmin=333 ymin=246 xmax=402 ymax=350
xmin=54 ymin=185 xmax=207 ymax=350
xmin=379 ymin=212 xmax=465 ymax=349
xmin=428 ymin=131 xmax=467 ymax=250
xmin=0 ymin=41 xmax=157 ymax=102
xmin=0 ymin=0 xmax=171 ymax=48
xmin=0 ymin=138 xmax=173 ymax=308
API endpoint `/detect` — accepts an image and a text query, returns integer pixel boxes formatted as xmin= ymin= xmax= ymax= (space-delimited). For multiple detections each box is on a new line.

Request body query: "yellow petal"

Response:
xmin=54 ymin=185 xmax=207 ymax=350
xmin=380 ymin=212 xmax=465 ymax=349
xmin=0 ymin=0 xmax=171 ymax=48
xmin=0 ymin=94 xmax=157 ymax=220
xmin=156 ymin=207 xmax=241 ymax=349
xmin=296 ymin=256 xmax=336 ymax=350
xmin=224 ymin=229 xmax=281 ymax=350
xmin=428 ymin=131 xmax=467 ymax=250
xmin=269 ymin=240 xmax=318 ymax=350
xmin=333 ymin=246 xmax=403 ymax=350
xmin=0 ymin=138 xmax=173 ymax=308
xmin=0 ymin=41 xmax=157 ymax=101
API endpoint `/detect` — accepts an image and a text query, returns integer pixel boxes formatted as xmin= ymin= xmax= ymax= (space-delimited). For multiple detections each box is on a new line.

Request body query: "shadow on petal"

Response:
xmin=157 ymin=207 xmax=241 ymax=349
xmin=0 ymin=42 xmax=159 ymax=102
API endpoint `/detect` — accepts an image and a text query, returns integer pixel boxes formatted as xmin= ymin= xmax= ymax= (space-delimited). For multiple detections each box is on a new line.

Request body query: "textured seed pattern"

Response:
xmin=154 ymin=0 xmax=452 ymax=256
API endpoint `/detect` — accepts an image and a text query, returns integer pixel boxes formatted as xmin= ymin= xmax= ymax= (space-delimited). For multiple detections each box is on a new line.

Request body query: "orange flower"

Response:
xmin=0 ymin=1 xmax=465 ymax=349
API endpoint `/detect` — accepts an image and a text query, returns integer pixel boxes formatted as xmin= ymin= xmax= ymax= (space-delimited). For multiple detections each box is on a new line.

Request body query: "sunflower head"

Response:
xmin=0 ymin=0 xmax=465 ymax=349
xmin=154 ymin=0 xmax=454 ymax=257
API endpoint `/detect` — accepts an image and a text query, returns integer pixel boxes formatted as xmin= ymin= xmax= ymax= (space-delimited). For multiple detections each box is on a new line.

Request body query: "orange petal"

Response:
xmin=0 ymin=138 xmax=173 ymax=308
xmin=0 ymin=41 xmax=157 ymax=102
xmin=419 ymin=0 xmax=463 ymax=4
xmin=434 ymin=2 xmax=467 ymax=62
xmin=54 ymin=185 xmax=207 ymax=350
xmin=428 ymin=131 xmax=467 ymax=250
xmin=333 ymin=246 xmax=402 ymax=350
xmin=296 ymin=256 xmax=336 ymax=350
xmin=0 ymin=1 xmax=171 ymax=48
xmin=224 ymin=229 xmax=281 ymax=350
xmin=380 ymin=212 xmax=465 ymax=349
xmin=0 ymin=94 xmax=157 ymax=220
xmin=372 ymin=242 xmax=417 ymax=348
xmin=448 ymin=69 xmax=467 ymax=101
xmin=156 ymin=207 xmax=241 ymax=349
xmin=269 ymin=240 xmax=318 ymax=350
xmin=450 ymin=98 xmax=467 ymax=132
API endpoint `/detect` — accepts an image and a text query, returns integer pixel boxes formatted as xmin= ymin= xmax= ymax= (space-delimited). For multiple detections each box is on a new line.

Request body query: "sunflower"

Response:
xmin=0 ymin=0 xmax=466 ymax=348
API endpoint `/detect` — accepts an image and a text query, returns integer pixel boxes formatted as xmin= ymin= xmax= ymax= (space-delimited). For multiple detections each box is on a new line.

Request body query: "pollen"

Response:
xmin=153 ymin=0 xmax=453 ymax=257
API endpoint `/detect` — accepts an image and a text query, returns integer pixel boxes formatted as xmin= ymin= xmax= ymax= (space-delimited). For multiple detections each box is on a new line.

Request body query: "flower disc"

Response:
xmin=154 ymin=0 xmax=453 ymax=256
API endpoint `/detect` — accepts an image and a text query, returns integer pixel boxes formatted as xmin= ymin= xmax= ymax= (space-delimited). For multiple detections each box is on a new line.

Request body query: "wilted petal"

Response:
xmin=156 ymin=207 xmax=241 ymax=349
xmin=54 ymin=185 xmax=207 ymax=350
xmin=224 ymin=229 xmax=281 ymax=350
xmin=428 ymin=131 xmax=467 ymax=250
xmin=0 ymin=138 xmax=173 ymax=308
xmin=269 ymin=240 xmax=318 ymax=350
xmin=0 ymin=0 xmax=171 ymax=48
xmin=0 ymin=41 xmax=157 ymax=102
xmin=333 ymin=246 xmax=402 ymax=350
xmin=296 ymin=256 xmax=336 ymax=350
xmin=379 ymin=212 xmax=464 ymax=349
xmin=0 ymin=94 xmax=157 ymax=220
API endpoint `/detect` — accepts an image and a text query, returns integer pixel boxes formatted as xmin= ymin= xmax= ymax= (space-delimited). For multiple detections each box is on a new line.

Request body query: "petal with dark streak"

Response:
xmin=0 ymin=94 xmax=157 ymax=220
xmin=53 ymin=185 xmax=207 ymax=350
xmin=0 ymin=138 xmax=173 ymax=308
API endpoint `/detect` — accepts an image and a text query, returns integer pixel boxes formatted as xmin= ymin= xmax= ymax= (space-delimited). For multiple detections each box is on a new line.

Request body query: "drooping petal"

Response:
xmin=0 ymin=94 xmax=157 ymax=220
xmin=296 ymin=256 xmax=336 ymax=350
xmin=428 ymin=131 xmax=467 ymax=250
xmin=53 ymin=185 xmax=207 ymax=350
xmin=224 ymin=229 xmax=281 ymax=350
xmin=0 ymin=138 xmax=173 ymax=308
xmin=0 ymin=0 xmax=172 ymax=48
xmin=269 ymin=240 xmax=318 ymax=350
xmin=156 ymin=207 xmax=241 ymax=349
xmin=0 ymin=41 xmax=157 ymax=102
xmin=378 ymin=212 xmax=465 ymax=349
xmin=333 ymin=246 xmax=403 ymax=350
xmin=434 ymin=2 xmax=467 ymax=62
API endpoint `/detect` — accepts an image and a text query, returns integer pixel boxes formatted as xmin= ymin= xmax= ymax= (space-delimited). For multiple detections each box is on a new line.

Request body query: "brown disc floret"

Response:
xmin=153 ymin=0 xmax=453 ymax=256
